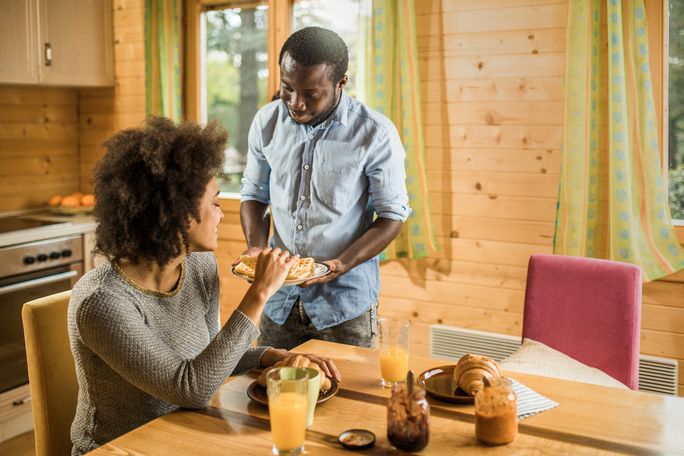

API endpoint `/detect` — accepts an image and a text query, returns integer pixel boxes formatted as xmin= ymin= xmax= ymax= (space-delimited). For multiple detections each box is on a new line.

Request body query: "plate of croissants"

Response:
xmin=247 ymin=354 xmax=339 ymax=406
xmin=231 ymin=255 xmax=331 ymax=286
xmin=417 ymin=354 xmax=503 ymax=404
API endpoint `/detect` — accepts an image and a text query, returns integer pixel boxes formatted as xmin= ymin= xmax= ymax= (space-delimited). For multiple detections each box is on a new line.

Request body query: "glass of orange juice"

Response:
xmin=267 ymin=367 xmax=309 ymax=455
xmin=378 ymin=318 xmax=411 ymax=388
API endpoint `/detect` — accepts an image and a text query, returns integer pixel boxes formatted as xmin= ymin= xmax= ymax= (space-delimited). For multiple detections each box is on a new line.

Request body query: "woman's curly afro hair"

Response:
xmin=93 ymin=117 xmax=227 ymax=266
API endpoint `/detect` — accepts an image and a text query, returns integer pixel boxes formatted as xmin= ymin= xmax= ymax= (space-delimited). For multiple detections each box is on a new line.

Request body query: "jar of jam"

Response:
xmin=474 ymin=376 xmax=518 ymax=445
xmin=387 ymin=372 xmax=429 ymax=452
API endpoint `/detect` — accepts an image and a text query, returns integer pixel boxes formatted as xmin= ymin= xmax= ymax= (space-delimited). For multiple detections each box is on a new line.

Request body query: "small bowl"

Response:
xmin=338 ymin=429 xmax=376 ymax=451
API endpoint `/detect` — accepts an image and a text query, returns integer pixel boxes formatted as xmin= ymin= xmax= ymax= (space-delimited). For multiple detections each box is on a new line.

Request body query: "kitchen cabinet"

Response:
xmin=0 ymin=0 xmax=113 ymax=86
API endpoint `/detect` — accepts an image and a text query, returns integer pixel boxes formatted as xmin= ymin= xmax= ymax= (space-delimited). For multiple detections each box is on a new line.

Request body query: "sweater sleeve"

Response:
xmin=76 ymin=291 xmax=261 ymax=409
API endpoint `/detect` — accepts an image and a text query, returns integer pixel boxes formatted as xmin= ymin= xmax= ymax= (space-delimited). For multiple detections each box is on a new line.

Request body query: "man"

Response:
xmin=239 ymin=26 xmax=410 ymax=349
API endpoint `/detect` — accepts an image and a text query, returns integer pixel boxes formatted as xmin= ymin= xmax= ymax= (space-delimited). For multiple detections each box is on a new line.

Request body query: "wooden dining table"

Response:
xmin=88 ymin=339 xmax=684 ymax=455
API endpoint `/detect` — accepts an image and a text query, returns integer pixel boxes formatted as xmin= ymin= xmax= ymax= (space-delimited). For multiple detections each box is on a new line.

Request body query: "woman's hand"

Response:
xmin=259 ymin=348 xmax=289 ymax=368
xmin=258 ymin=350 xmax=342 ymax=383
xmin=238 ymin=248 xmax=298 ymax=322
xmin=250 ymin=247 xmax=299 ymax=298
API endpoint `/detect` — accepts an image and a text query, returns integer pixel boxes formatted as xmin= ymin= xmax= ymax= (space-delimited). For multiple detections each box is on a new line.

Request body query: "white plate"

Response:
xmin=230 ymin=262 xmax=331 ymax=286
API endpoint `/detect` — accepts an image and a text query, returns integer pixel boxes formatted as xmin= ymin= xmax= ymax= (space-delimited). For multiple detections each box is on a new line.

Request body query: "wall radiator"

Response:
xmin=430 ymin=325 xmax=679 ymax=396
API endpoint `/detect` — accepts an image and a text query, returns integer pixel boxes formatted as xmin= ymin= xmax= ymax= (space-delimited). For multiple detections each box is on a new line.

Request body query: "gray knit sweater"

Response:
xmin=67 ymin=252 xmax=267 ymax=455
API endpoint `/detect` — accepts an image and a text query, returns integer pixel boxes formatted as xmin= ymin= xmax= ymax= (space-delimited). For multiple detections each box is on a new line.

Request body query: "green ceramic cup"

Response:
xmin=303 ymin=367 xmax=321 ymax=427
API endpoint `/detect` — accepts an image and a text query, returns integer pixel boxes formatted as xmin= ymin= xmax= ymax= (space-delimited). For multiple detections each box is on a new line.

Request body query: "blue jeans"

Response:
xmin=257 ymin=298 xmax=378 ymax=350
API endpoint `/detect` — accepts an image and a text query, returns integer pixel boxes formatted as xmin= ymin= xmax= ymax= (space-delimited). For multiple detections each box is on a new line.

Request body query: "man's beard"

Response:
xmin=304 ymin=91 xmax=340 ymax=127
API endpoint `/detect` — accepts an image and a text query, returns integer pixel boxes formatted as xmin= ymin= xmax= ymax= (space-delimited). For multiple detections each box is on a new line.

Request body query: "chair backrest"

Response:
xmin=22 ymin=290 xmax=77 ymax=456
xmin=522 ymin=254 xmax=642 ymax=389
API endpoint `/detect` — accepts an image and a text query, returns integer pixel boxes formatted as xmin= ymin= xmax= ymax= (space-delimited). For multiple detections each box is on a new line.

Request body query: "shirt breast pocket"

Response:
xmin=312 ymin=164 xmax=362 ymax=209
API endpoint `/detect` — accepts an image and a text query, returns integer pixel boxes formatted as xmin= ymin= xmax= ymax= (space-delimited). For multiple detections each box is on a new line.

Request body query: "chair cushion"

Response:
xmin=500 ymin=338 xmax=630 ymax=389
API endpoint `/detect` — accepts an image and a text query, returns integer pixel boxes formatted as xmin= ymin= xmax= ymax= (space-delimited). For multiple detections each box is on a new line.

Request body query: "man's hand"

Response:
xmin=231 ymin=246 xmax=266 ymax=266
xmin=298 ymin=259 xmax=346 ymax=287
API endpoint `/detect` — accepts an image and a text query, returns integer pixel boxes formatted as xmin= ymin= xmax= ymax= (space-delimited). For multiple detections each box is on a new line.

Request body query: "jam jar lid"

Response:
xmin=338 ymin=429 xmax=376 ymax=450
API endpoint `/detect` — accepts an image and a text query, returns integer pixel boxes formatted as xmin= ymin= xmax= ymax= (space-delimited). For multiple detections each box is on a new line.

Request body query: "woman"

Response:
xmin=67 ymin=117 xmax=339 ymax=456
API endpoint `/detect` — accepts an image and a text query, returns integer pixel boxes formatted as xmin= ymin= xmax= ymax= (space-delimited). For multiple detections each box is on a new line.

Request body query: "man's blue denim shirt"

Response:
xmin=240 ymin=93 xmax=411 ymax=330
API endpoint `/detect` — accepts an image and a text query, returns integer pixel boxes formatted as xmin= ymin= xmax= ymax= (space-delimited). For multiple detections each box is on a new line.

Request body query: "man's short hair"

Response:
xmin=279 ymin=26 xmax=348 ymax=82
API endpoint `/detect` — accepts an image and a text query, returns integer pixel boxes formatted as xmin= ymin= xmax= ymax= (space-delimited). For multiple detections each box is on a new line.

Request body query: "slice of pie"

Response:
xmin=234 ymin=255 xmax=316 ymax=280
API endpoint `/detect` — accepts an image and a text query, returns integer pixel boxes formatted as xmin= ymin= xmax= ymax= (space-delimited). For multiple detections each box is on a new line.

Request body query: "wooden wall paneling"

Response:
xmin=78 ymin=0 xmax=144 ymax=191
xmin=421 ymin=77 xmax=565 ymax=103
xmin=420 ymin=54 xmax=566 ymax=81
xmin=438 ymin=0 xmax=567 ymax=14
xmin=429 ymin=101 xmax=565 ymax=126
xmin=424 ymin=125 xmax=562 ymax=149
xmin=432 ymin=193 xmax=556 ymax=221
xmin=0 ymin=86 xmax=79 ymax=211
xmin=424 ymin=147 xmax=560 ymax=175
xmin=417 ymin=28 xmax=566 ymax=58
xmin=416 ymin=3 xmax=567 ymax=35
xmin=426 ymin=170 xmax=558 ymax=196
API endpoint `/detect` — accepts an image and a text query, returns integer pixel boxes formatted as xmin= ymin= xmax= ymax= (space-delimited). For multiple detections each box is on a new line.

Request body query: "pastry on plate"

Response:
xmin=257 ymin=354 xmax=332 ymax=392
xmin=235 ymin=255 xmax=315 ymax=281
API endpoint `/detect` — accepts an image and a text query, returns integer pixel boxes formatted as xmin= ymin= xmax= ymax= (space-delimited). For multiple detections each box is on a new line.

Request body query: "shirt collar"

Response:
xmin=331 ymin=91 xmax=350 ymax=127
xmin=286 ymin=91 xmax=350 ymax=131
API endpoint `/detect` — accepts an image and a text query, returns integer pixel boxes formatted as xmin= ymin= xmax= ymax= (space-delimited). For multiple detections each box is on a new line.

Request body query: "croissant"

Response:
xmin=257 ymin=354 xmax=332 ymax=393
xmin=453 ymin=354 xmax=502 ymax=396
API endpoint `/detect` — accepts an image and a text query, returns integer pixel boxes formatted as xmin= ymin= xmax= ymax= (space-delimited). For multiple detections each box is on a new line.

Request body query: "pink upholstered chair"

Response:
xmin=522 ymin=254 xmax=642 ymax=389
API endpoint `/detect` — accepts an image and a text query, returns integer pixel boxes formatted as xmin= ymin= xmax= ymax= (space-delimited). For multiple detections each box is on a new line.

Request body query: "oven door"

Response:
xmin=0 ymin=263 xmax=82 ymax=394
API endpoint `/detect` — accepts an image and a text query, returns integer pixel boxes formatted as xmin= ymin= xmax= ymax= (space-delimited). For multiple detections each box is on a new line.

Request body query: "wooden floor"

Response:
xmin=0 ymin=431 xmax=35 ymax=456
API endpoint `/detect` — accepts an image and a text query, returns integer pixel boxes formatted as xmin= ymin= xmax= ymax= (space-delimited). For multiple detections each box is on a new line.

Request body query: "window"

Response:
xmin=669 ymin=0 xmax=684 ymax=219
xmin=292 ymin=0 xmax=365 ymax=98
xmin=197 ymin=0 xmax=367 ymax=195
xmin=201 ymin=3 xmax=269 ymax=194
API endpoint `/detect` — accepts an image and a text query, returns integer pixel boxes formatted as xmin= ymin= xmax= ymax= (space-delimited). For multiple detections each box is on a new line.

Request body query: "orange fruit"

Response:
xmin=81 ymin=194 xmax=95 ymax=207
xmin=48 ymin=195 xmax=62 ymax=206
xmin=60 ymin=195 xmax=80 ymax=208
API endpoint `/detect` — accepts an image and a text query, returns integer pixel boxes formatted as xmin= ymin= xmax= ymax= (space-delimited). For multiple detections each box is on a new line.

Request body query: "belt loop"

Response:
xmin=297 ymin=297 xmax=307 ymax=325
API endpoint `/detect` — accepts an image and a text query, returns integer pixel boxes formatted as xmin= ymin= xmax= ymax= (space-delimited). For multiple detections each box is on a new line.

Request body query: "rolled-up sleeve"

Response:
xmin=240 ymin=114 xmax=271 ymax=204
xmin=366 ymin=124 xmax=412 ymax=222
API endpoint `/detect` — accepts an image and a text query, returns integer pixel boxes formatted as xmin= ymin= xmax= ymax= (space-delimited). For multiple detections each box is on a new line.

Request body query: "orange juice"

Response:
xmin=380 ymin=347 xmax=409 ymax=383
xmin=269 ymin=392 xmax=307 ymax=450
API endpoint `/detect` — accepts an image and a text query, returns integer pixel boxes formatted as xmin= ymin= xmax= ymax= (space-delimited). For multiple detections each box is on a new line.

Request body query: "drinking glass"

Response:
xmin=378 ymin=318 xmax=411 ymax=387
xmin=267 ymin=367 xmax=309 ymax=455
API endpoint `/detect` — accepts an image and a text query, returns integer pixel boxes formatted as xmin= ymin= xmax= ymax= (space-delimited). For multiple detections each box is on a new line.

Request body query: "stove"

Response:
xmin=0 ymin=209 xmax=86 ymax=441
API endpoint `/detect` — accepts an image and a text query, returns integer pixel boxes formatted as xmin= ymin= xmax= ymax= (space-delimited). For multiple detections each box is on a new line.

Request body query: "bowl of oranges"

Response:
xmin=49 ymin=192 xmax=96 ymax=215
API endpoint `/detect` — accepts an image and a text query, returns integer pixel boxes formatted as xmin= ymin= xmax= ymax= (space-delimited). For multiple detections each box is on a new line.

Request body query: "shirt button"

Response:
xmin=308 ymin=134 xmax=314 ymax=140
xmin=300 ymin=195 xmax=306 ymax=201
xmin=303 ymin=164 xmax=310 ymax=170
xmin=297 ymin=225 xmax=303 ymax=230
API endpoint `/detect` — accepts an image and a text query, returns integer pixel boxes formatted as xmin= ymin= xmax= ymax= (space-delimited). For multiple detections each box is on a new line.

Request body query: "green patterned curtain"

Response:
xmin=555 ymin=0 xmax=684 ymax=281
xmin=362 ymin=0 xmax=439 ymax=260
xmin=144 ymin=0 xmax=183 ymax=121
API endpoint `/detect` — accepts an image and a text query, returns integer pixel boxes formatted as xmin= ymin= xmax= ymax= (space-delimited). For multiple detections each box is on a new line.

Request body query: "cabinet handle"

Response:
xmin=44 ymin=42 xmax=52 ymax=66
xmin=12 ymin=396 xmax=31 ymax=406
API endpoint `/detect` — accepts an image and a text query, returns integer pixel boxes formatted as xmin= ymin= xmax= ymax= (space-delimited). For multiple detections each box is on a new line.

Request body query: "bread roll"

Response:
xmin=257 ymin=354 xmax=332 ymax=392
